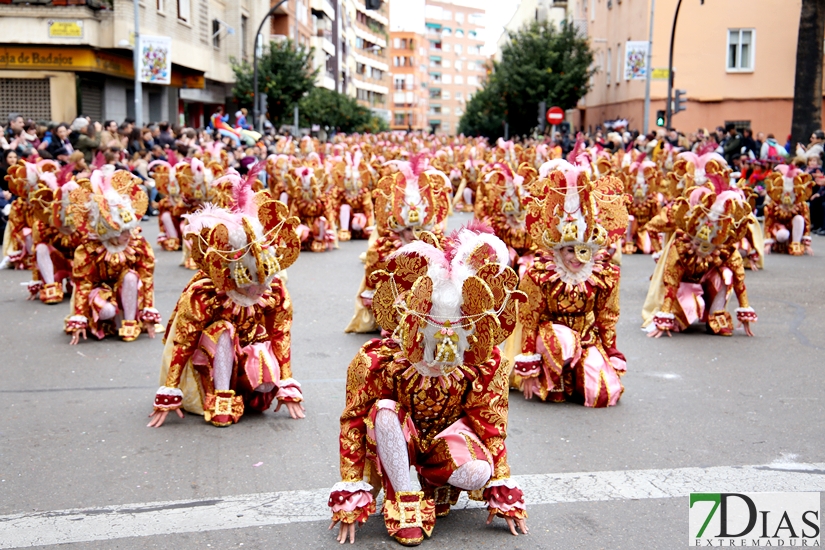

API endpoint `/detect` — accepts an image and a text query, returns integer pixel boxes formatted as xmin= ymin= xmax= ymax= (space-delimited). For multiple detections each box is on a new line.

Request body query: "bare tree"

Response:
xmin=791 ymin=0 xmax=825 ymax=148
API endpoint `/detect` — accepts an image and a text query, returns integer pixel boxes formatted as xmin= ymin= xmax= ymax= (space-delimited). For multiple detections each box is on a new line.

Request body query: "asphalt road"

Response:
xmin=1 ymin=212 xmax=823 ymax=549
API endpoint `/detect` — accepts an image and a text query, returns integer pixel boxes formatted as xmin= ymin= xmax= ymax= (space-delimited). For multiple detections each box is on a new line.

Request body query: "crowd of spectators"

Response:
xmin=3 ymin=111 xmax=825 ymax=237
xmin=0 ymin=110 xmax=274 ymax=235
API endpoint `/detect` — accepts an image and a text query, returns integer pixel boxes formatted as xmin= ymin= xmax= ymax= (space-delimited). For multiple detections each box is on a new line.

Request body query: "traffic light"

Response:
xmin=656 ymin=110 xmax=665 ymax=127
xmin=674 ymin=89 xmax=687 ymax=114
xmin=365 ymin=0 xmax=381 ymax=9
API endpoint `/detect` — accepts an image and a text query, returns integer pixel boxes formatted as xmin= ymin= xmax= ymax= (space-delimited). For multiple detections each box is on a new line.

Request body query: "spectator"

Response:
xmin=722 ymin=123 xmax=743 ymax=164
xmin=755 ymin=131 xmax=765 ymax=154
xmin=810 ymin=167 xmax=824 ymax=234
xmin=796 ymin=130 xmax=825 ymax=161
xmin=760 ymin=133 xmax=787 ymax=161
xmin=157 ymin=122 xmax=175 ymax=148
xmin=0 ymin=149 xmax=18 ymax=193
xmin=99 ymin=120 xmax=120 ymax=150
xmin=742 ymin=128 xmax=758 ymax=157
xmin=5 ymin=114 xmax=24 ymax=142
xmin=143 ymin=127 xmax=157 ymax=149
xmin=47 ymin=124 xmax=73 ymax=159
xmin=127 ymin=127 xmax=145 ymax=156
xmin=72 ymin=118 xmax=101 ymax=165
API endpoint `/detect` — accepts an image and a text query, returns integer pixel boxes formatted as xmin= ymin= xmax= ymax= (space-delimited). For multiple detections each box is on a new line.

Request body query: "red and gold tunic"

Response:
xmin=161 ymin=273 xmax=295 ymax=411
xmin=339 ymin=339 xmax=513 ymax=485
xmin=5 ymin=199 xmax=35 ymax=268
xmin=70 ymin=232 xmax=156 ymax=337
xmin=517 ymin=252 xmax=625 ymax=406
xmin=31 ymin=219 xmax=85 ymax=283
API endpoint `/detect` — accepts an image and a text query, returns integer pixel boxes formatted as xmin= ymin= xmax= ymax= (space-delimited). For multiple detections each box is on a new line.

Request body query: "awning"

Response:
xmin=0 ymin=45 xmax=205 ymax=88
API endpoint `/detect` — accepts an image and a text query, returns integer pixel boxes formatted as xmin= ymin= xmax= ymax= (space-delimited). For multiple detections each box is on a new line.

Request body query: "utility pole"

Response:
xmin=133 ymin=0 xmax=142 ymax=127
xmin=643 ymin=0 xmax=655 ymax=133
xmin=253 ymin=0 xmax=290 ymax=132
xmin=666 ymin=0 xmax=704 ymax=129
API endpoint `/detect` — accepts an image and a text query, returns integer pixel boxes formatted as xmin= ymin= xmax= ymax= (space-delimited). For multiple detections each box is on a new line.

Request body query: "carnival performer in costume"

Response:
xmin=148 ymin=157 xmax=188 ymax=251
xmin=65 ymin=170 xmax=160 ymax=344
xmin=287 ymin=165 xmax=337 ymax=252
xmin=482 ymin=162 xmax=537 ymax=273
xmin=762 ymin=164 xmax=814 ymax=256
xmin=148 ymin=180 xmax=303 ymax=428
xmin=1 ymin=159 xmax=40 ymax=270
xmin=512 ymin=161 xmax=629 ymax=408
xmin=329 ymin=227 xmax=528 ymax=546
xmin=25 ymin=163 xmax=86 ymax=303
xmin=331 ymin=150 xmax=374 ymax=241
xmin=265 ymin=154 xmax=292 ymax=206
xmin=642 ymin=174 xmax=757 ymax=337
xmin=176 ymin=157 xmax=226 ymax=269
xmin=344 ymin=159 xmax=451 ymax=333
xmin=622 ymin=159 xmax=662 ymax=255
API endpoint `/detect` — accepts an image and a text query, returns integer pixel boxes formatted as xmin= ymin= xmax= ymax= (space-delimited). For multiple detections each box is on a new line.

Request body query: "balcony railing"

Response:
xmin=12 ymin=0 xmax=111 ymax=6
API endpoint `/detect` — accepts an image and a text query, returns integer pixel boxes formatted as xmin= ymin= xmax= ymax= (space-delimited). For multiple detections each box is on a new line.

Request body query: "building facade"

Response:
xmin=0 ymin=0 xmax=268 ymax=127
xmin=580 ymin=0 xmax=812 ymax=137
xmin=345 ymin=0 xmax=391 ymax=123
xmin=389 ymin=31 xmax=429 ymax=131
xmin=423 ymin=0 xmax=485 ymax=135
xmin=494 ymin=0 xmax=570 ymax=62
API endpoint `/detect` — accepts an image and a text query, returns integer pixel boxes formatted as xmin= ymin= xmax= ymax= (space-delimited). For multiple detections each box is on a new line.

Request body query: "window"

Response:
xmin=430 ymin=88 xmax=442 ymax=99
xmin=455 ymin=75 xmax=463 ymax=85
xmin=606 ymin=47 xmax=612 ymax=85
xmin=455 ymin=60 xmax=462 ymax=71
xmin=455 ymin=12 xmax=464 ymax=24
xmin=241 ymin=15 xmax=248 ymax=60
xmin=443 ymin=10 xmax=452 ymax=21
xmin=454 ymin=44 xmax=462 ymax=54
xmin=443 ymin=43 xmax=451 ymax=52
xmin=616 ymin=43 xmax=622 ymax=83
xmin=468 ymin=30 xmax=477 ymax=39
xmin=443 ymin=74 xmax=452 ymax=84
xmin=443 ymin=59 xmax=451 ymax=68
xmin=455 ymin=108 xmax=463 ymax=117
xmin=467 ymin=75 xmax=478 ymax=86
xmin=443 ymin=28 xmax=452 ymax=36
xmin=455 ymin=91 xmax=463 ymax=100
xmin=157 ymin=0 xmax=164 ymax=10
xmin=177 ymin=0 xmax=190 ymax=21
xmin=455 ymin=29 xmax=464 ymax=37
xmin=430 ymin=105 xmax=442 ymax=114
xmin=443 ymin=90 xmax=451 ymax=100
xmin=212 ymin=19 xmax=221 ymax=48
xmin=443 ymin=107 xmax=451 ymax=115
xmin=728 ymin=29 xmax=754 ymax=71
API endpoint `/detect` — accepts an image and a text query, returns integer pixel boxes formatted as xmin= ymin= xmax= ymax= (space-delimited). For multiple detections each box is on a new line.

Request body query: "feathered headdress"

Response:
xmin=527 ymin=160 xmax=628 ymax=262
xmin=368 ymin=226 xmax=526 ymax=369
xmin=184 ymin=177 xmax=300 ymax=295
xmin=66 ymin=170 xmax=147 ymax=241
xmin=764 ymin=164 xmax=813 ymax=208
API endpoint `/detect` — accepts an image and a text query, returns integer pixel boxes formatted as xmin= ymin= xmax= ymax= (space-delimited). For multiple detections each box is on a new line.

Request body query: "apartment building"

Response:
xmin=270 ymin=0 xmax=313 ymax=50
xmin=495 ymin=0 xmax=570 ymax=61
xmin=424 ymin=0 xmax=485 ymax=135
xmin=389 ymin=32 xmax=429 ymax=131
xmin=310 ymin=0 xmax=338 ymax=91
xmin=342 ymin=0 xmax=391 ymax=123
xmin=581 ymin=0 xmax=811 ymax=136
xmin=0 ymin=0 xmax=268 ymax=126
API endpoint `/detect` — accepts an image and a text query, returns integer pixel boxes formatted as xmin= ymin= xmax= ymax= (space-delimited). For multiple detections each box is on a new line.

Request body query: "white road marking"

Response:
xmin=2 ymin=462 xmax=824 ymax=548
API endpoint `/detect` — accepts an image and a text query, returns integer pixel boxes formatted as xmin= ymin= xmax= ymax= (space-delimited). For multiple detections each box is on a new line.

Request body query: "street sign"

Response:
xmin=546 ymin=106 xmax=564 ymax=125
xmin=651 ymin=68 xmax=670 ymax=80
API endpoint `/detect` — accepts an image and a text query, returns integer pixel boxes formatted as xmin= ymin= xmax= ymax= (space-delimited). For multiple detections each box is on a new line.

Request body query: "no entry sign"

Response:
xmin=546 ymin=106 xmax=564 ymax=125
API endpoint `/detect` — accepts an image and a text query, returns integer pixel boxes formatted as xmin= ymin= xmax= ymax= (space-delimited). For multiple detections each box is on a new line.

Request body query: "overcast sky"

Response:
xmin=389 ymin=0 xmax=519 ymax=56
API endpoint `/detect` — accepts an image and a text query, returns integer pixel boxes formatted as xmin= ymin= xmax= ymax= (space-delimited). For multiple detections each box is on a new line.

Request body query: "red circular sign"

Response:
xmin=546 ymin=106 xmax=564 ymax=125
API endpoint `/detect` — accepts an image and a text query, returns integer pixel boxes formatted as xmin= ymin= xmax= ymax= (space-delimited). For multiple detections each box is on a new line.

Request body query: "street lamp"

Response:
xmin=665 ymin=0 xmax=705 ymax=129
xmin=253 ymin=0 xmax=289 ymax=132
